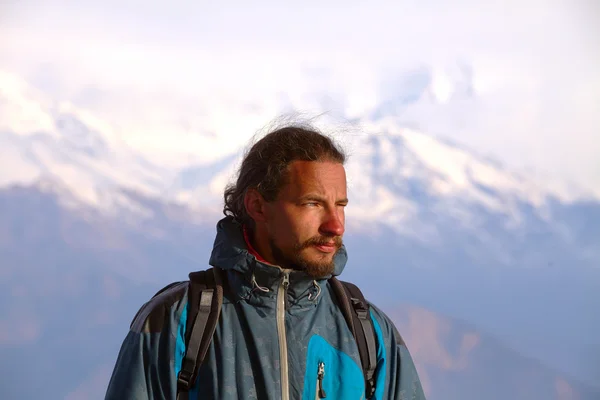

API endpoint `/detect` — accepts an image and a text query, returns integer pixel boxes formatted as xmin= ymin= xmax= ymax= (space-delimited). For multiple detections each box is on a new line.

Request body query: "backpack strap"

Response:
xmin=329 ymin=277 xmax=378 ymax=399
xmin=176 ymin=268 xmax=224 ymax=400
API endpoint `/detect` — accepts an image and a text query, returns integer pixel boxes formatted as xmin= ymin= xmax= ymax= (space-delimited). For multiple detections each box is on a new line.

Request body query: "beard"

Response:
xmin=269 ymin=234 xmax=343 ymax=278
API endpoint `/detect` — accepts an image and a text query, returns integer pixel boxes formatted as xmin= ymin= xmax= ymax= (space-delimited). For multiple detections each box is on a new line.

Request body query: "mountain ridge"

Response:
xmin=2 ymin=69 xmax=599 ymax=211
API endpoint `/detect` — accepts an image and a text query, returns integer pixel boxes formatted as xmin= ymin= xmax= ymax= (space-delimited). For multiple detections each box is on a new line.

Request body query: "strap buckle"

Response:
xmin=350 ymin=297 xmax=369 ymax=319
xmin=177 ymin=369 xmax=193 ymax=390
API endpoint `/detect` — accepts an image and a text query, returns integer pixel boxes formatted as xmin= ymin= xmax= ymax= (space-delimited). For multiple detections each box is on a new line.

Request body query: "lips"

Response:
xmin=313 ymin=243 xmax=338 ymax=253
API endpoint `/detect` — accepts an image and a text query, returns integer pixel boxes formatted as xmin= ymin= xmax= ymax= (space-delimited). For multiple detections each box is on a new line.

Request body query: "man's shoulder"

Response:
xmin=366 ymin=300 xmax=406 ymax=347
xmin=326 ymin=278 xmax=406 ymax=346
xmin=130 ymin=280 xmax=189 ymax=334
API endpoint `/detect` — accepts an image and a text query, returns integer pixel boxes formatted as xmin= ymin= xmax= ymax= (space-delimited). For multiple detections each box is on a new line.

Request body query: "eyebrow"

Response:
xmin=299 ymin=194 xmax=349 ymax=204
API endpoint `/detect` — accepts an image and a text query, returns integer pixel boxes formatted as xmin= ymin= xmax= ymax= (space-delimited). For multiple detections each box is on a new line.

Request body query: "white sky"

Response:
xmin=1 ymin=0 xmax=599 ymax=187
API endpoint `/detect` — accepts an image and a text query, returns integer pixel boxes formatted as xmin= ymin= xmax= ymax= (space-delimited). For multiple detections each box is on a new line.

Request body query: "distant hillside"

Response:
xmin=389 ymin=305 xmax=599 ymax=400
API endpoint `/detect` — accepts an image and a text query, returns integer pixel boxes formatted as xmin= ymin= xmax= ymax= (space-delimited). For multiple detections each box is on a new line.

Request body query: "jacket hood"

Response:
xmin=208 ymin=216 xmax=348 ymax=299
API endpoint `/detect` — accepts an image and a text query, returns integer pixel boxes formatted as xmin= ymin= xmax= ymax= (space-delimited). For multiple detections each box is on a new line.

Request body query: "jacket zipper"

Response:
xmin=315 ymin=361 xmax=327 ymax=399
xmin=278 ymin=271 xmax=290 ymax=400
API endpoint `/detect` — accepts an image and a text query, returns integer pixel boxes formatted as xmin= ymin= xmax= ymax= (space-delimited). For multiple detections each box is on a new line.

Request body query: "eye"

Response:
xmin=304 ymin=202 xmax=319 ymax=207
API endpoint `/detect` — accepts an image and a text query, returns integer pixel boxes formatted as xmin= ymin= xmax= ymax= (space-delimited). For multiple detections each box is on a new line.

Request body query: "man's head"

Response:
xmin=223 ymin=125 xmax=348 ymax=278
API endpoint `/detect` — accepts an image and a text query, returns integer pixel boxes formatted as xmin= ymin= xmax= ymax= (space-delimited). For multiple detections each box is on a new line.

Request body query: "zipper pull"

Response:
xmin=282 ymin=272 xmax=290 ymax=310
xmin=282 ymin=272 xmax=290 ymax=290
xmin=317 ymin=362 xmax=327 ymax=398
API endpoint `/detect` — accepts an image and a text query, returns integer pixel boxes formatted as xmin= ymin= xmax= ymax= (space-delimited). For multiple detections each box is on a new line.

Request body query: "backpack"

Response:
xmin=148 ymin=267 xmax=379 ymax=400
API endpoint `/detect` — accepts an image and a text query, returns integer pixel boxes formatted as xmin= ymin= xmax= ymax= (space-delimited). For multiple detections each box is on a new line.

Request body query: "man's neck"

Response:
xmin=242 ymin=225 xmax=269 ymax=263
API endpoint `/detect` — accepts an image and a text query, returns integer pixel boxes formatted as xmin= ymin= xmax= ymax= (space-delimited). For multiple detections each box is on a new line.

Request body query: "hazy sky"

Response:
xmin=2 ymin=0 xmax=599 ymax=188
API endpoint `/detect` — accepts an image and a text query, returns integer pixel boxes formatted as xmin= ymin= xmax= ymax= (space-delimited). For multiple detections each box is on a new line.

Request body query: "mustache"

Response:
xmin=300 ymin=236 xmax=343 ymax=249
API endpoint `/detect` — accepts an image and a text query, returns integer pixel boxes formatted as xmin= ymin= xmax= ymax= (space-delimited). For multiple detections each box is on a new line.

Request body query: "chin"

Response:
xmin=304 ymin=264 xmax=335 ymax=278
xmin=298 ymin=257 xmax=335 ymax=278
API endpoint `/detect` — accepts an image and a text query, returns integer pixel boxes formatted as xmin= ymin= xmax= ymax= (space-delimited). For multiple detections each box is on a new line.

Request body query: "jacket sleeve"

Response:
xmin=369 ymin=304 xmax=427 ymax=400
xmin=105 ymin=284 xmax=188 ymax=400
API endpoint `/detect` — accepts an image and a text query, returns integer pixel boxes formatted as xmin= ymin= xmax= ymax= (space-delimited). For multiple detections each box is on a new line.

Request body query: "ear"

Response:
xmin=244 ymin=188 xmax=268 ymax=224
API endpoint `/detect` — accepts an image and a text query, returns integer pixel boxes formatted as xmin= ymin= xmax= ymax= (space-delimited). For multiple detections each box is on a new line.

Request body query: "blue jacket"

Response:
xmin=105 ymin=217 xmax=426 ymax=399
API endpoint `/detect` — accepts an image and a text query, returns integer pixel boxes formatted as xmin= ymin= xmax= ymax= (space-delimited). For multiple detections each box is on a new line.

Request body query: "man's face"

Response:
xmin=262 ymin=160 xmax=348 ymax=278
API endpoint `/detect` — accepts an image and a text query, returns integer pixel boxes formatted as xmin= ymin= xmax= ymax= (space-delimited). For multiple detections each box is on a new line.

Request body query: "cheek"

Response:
xmin=277 ymin=223 xmax=305 ymax=249
xmin=266 ymin=212 xmax=294 ymax=243
xmin=269 ymin=205 xmax=317 ymax=245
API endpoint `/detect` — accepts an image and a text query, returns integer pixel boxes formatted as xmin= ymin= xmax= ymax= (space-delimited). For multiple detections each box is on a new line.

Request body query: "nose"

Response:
xmin=319 ymin=208 xmax=345 ymax=237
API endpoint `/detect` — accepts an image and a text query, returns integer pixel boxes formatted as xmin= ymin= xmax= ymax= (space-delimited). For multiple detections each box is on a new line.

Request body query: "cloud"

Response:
xmin=1 ymin=0 xmax=599 ymax=186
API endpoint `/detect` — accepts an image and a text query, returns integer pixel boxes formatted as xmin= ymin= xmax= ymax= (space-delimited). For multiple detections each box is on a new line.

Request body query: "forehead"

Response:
xmin=282 ymin=160 xmax=347 ymax=195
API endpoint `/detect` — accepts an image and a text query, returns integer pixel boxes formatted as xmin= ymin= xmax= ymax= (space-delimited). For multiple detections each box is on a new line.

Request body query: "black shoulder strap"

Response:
xmin=329 ymin=277 xmax=378 ymax=399
xmin=176 ymin=268 xmax=224 ymax=400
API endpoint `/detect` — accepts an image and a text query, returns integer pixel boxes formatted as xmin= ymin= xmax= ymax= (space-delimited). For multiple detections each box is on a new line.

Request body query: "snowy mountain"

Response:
xmin=1 ymin=70 xmax=599 ymax=391
xmin=0 ymin=71 xmax=177 ymax=208
xmin=3 ymin=68 xmax=598 ymax=211
xmin=370 ymin=62 xmax=475 ymax=121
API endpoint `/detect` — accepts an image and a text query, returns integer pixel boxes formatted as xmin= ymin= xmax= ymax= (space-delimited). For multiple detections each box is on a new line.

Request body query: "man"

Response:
xmin=105 ymin=125 xmax=426 ymax=399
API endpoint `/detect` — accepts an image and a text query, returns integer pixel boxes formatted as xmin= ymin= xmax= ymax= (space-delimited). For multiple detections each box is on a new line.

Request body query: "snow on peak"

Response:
xmin=0 ymin=69 xmax=124 ymax=147
xmin=54 ymin=101 xmax=123 ymax=148
xmin=343 ymin=118 xmax=598 ymax=234
xmin=0 ymin=71 xmax=56 ymax=136
xmin=371 ymin=62 xmax=476 ymax=116
xmin=428 ymin=62 xmax=475 ymax=104
xmin=0 ymin=70 xmax=175 ymax=210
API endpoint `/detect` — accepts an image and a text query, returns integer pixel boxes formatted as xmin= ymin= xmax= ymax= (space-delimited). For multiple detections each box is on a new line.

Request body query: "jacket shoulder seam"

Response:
xmin=131 ymin=281 xmax=188 ymax=333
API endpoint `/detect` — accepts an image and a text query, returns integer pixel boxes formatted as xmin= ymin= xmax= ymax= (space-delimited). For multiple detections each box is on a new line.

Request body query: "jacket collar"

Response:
xmin=208 ymin=216 xmax=348 ymax=307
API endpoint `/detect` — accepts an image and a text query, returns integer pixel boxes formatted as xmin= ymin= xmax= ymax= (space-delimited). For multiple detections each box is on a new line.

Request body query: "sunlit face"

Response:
xmin=261 ymin=160 xmax=348 ymax=277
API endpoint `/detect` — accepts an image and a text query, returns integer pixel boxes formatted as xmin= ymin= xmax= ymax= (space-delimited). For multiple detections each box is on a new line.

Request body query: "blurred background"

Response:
xmin=1 ymin=1 xmax=599 ymax=399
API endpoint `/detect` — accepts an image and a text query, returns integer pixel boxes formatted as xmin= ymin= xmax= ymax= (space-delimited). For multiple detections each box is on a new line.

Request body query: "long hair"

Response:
xmin=223 ymin=124 xmax=346 ymax=227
